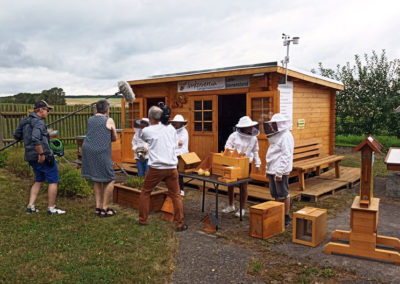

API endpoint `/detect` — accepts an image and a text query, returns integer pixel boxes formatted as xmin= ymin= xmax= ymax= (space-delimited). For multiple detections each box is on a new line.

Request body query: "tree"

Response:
xmin=313 ymin=50 xmax=400 ymax=137
xmin=0 ymin=87 xmax=66 ymax=105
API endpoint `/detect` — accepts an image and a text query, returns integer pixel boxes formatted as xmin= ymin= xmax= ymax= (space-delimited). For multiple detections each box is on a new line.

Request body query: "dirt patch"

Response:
xmin=170 ymin=175 xmax=400 ymax=283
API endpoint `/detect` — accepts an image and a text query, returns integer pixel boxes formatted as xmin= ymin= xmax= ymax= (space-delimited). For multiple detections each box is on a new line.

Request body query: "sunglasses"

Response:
xmin=43 ymin=108 xmax=51 ymax=112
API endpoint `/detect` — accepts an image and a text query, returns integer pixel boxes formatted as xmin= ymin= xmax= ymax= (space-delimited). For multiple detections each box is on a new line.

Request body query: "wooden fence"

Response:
xmin=0 ymin=103 xmax=122 ymax=146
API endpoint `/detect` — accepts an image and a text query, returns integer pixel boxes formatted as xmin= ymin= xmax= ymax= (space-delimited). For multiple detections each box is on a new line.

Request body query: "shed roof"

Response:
xmin=128 ymin=61 xmax=344 ymax=90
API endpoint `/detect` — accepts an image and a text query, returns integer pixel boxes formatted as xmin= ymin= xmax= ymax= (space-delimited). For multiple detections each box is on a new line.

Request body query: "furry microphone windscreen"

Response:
xmin=118 ymin=81 xmax=135 ymax=103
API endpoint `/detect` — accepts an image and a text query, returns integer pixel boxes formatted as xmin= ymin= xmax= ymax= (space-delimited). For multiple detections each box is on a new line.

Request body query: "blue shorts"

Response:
xmin=30 ymin=160 xmax=59 ymax=184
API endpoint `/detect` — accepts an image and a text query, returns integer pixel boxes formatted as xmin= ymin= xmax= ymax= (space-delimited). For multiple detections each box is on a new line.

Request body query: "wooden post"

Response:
xmin=0 ymin=113 xmax=4 ymax=147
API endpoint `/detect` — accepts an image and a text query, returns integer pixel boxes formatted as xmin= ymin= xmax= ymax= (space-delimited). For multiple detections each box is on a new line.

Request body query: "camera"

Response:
xmin=136 ymin=147 xmax=146 ymax=161
xmin=157 ymin=102 xmax=171 ymax=125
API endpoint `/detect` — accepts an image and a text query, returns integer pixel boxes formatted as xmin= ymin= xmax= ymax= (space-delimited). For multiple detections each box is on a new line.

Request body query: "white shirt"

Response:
xmin=266 ymin=130 xmax=294 ymax=177
xmin=175 ymin=126 xmax=189 ymax=156
xmin=225 ymin=131 xmax=261 ymax=167
xmin=132 ymin=128 xmax=149 ymax=160
xmin=141 ymin=123 xmax=178 ymax=169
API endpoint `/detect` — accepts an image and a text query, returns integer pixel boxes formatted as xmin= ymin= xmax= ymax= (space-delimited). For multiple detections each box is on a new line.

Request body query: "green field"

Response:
xmin=65 ymin=97 xmax=122 ymax=107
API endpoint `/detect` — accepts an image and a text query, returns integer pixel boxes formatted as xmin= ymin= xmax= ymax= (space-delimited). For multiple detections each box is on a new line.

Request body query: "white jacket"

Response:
xmin=225 ymin=131 xmax=261 ymax=167
xmin=141 ymin=123 xmax=178 ymax=169
xmin=175 ymin=126 xmax=189 ymax=156
xmin=266 ymin=129 xmax=294 ymax=177
xmin=132 ymin=128 xmax=149 ymax=160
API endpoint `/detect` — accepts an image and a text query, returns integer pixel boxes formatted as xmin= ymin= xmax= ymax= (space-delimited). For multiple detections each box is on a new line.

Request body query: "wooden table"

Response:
xmin=385 ymin=147 xmax=400 ymax=171
xmin=179 ymin=172 xmax=252 ymax=229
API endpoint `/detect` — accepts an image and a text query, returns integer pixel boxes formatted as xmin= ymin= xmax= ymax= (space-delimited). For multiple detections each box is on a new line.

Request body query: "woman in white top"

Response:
xmin=222 ymin=116 xmax=261 ymax=217
xmin=170 ymin=114 xmax=189 ymax=196
xmin=132 ymin=118 xmax=150 ymax=176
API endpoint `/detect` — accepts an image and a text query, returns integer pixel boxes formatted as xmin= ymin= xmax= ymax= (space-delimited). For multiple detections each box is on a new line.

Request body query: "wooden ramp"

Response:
xmin=292 ymin=166 xmax=360 ymax=202
xmin=122 ymin=162 xmax=138 ymax=174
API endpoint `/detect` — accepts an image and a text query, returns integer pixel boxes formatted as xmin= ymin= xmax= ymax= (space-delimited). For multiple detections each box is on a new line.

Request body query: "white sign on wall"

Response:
xmin=278 ymin=81 xmax=293 ymax=130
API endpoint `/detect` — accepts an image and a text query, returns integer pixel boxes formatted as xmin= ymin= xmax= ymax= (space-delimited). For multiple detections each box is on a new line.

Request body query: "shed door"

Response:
xmin=189 ymin=95 xmax=218 ymax=160
xmin=247 ymin=91 xmax=279 ymax=182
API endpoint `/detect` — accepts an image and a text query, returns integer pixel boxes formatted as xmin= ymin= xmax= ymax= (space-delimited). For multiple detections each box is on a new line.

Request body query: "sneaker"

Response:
xmin=47 ymin=207 xmax=66 ymax=215
xmin=176 ymin=224 xmax=188 ymax=232
xmin=235 ymin=209 xmax=246 ymax=217
xmin=26 ymin=206 xmax=39 ymax=214
xmin=180 ymin=190 xmax=185 ymax=196
xmin=222 ymin=205 xmax=235 ymax=213
xmin=285 ymin=215 xmax=291 ymax=227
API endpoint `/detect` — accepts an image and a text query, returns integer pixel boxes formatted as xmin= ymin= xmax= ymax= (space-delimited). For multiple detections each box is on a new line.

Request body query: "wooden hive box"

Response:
xmin=178 ymin=152 xmax=201 ymax=173
xmin=249 ymin=201 xmax=284 ymax=239
xmin=212 ymin=149 xmax=249 ymax=179
xmin=293 ymin=207 xmax=327 ymax=247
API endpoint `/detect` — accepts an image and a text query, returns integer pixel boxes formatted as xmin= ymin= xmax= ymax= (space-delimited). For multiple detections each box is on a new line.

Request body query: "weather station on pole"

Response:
xmin=281 ymin=33 xmax=300 ymax=84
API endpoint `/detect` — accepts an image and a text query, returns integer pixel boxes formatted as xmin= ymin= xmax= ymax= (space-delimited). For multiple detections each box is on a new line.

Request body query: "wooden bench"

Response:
xmin=292 ymin=139 xmax=344 ymax=191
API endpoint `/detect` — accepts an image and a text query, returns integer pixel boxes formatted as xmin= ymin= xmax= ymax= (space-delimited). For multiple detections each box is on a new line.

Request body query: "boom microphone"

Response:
xmin=117 ymin=81 xmax=135 ymax=103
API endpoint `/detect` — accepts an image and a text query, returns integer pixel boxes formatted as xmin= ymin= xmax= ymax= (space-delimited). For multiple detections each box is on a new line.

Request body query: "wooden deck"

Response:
xmin=120 ymin=163 xmax=360 ymax=202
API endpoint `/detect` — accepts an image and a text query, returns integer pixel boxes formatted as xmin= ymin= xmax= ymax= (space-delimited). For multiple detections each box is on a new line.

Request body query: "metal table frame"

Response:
xmin=179 ymin=172 xmax=252 ymax=230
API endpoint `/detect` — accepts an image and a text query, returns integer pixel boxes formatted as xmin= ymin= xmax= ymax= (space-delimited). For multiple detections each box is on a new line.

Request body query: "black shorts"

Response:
xmin=267 ymin=174 xmax=289 ymax=199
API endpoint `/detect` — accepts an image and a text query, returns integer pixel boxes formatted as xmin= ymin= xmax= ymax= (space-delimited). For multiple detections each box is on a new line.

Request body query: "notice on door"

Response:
xmin=278 ymin=81 xmax=293 ymax=130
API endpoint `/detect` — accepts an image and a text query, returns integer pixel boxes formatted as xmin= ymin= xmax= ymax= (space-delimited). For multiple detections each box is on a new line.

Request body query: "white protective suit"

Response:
xmin=265 ymin=114 xmax=294 ymax=177
xmin=175 ymin=126 xmax=189 ymax=156
xmin=225 ymin=128 xmax=261 ymax=168
xmin=132 ymin=127 xmax=149 ymax=160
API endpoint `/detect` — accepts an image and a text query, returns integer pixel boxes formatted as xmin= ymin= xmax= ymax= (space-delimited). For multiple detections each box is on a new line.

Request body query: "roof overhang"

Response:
xmin=128 ymin=62 xmax=344 ymax=91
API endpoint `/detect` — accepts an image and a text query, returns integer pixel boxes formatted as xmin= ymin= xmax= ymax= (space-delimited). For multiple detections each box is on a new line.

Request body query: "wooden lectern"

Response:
xmin=325 ymin=135 xmax=400 ymax=265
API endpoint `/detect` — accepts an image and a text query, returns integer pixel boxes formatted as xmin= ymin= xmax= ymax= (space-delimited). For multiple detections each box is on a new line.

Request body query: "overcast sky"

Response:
xmin=0 ymin=0 xmax=399 ymax=96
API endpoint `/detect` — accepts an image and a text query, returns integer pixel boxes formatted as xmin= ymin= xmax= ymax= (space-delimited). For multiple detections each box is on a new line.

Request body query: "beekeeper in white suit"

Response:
xmin=264 ymin=113 xmax=294 ymax=227
xmin=170 ymin=114 xmax=189 ymax=196
xmin=222 ymin=116 xmax=261 ymax=217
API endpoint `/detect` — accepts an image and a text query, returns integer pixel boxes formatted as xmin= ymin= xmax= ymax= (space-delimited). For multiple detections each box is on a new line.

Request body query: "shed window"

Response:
xmin=194 ymin=99 xmax=213 ymax=132
xmin=251 ymin=97 xmax=273 ymax=124
xmin=126 ymin=102 xmax=140 ymax=128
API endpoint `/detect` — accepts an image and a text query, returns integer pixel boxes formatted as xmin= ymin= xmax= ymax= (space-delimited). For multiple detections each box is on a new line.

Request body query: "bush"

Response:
xmin=6 ymin=148 xmax=32 ymax=177
xmin=58 ymin=165 xmax=92 ymax=197
xmin=0 ymin=149 xmax=8 ymax=168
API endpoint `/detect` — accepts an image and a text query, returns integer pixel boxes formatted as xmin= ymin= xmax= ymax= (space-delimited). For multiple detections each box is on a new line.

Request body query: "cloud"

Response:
xmin=0 ymin=0 xmax=399 ymax=96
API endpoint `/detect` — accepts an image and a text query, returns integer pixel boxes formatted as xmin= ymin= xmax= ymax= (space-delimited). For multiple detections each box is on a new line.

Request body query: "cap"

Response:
xmin=34 ymin=100 xmax=53 ymax=110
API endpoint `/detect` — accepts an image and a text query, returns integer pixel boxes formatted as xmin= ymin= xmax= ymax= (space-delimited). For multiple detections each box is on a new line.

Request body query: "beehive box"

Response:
xmin=178 ymin=152 xmax=201 ymax=173
xmin=293 ymin=207 xmax=327 ymax=247
xmin=249 ymin=201 xmax=284 ymax=239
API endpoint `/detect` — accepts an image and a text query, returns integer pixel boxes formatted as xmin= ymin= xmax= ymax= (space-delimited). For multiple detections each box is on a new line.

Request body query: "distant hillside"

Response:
xmin=65 ymin=96 xmax=123 ymax=107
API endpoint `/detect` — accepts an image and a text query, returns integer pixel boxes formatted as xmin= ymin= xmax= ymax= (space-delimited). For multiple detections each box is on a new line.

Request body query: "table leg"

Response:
xmin=202 ymin=180 xmax=205 ymax=212
xmin=215 ymin=184 xmax=219 ymax=230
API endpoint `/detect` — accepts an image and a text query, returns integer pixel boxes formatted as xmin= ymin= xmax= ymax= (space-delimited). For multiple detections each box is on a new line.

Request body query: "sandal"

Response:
xmin=94 ymin=208 xmax=102 ymax=217
xmin=102 ymin=208 xmax=117 ymax=217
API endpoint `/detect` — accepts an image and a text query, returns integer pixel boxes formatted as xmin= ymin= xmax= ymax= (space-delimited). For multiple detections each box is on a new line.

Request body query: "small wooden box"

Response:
xmin=293 ymin=207 xmax=327 ymax=247
xmin=178 ymin=152 xmax=201 ymax=173
xmin=249 ymin=201 xmax=284 ymax=239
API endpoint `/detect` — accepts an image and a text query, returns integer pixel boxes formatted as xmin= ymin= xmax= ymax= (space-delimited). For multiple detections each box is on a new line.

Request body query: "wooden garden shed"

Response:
xmin=119 ymin=62 xmax=344 ymax=182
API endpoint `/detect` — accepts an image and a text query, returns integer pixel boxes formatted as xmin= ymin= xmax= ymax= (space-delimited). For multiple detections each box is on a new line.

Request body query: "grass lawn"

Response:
xmin=0 ymin=167 xmax=178 ymax=283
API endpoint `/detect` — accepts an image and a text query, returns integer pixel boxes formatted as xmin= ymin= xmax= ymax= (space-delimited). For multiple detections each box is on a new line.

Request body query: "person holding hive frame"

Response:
xmin=132 ymin=118 xmax=150 ymax=176
xmin=264 ymin=113 xmax=294 ymax=227
xmin=170 ymin=114 xmax=189 ymax=196
xmin=222 ymin=116 xmax=261 ymax=217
